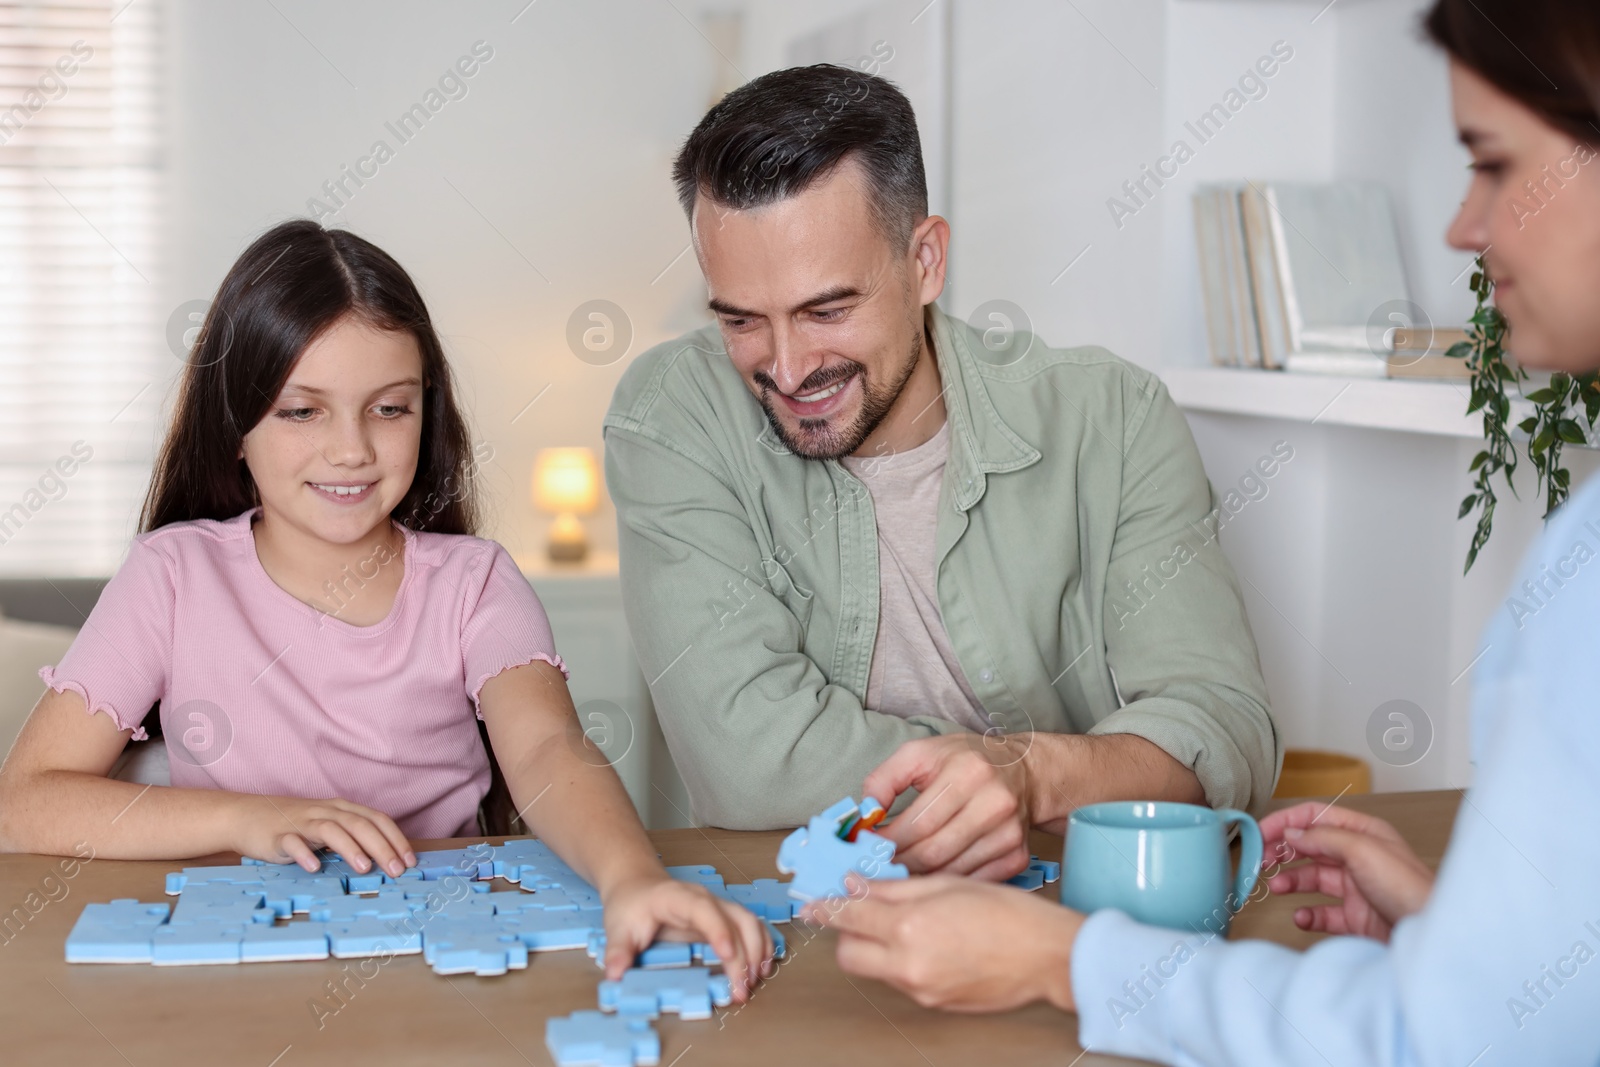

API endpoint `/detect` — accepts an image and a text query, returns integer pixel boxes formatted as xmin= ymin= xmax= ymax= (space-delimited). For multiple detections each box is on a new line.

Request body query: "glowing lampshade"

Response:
xmin=532 ymin=447 xmax=600 ymax=562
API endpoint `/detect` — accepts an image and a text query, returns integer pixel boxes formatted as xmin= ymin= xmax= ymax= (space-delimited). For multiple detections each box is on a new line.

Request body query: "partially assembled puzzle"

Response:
xmin=63 ymin=796 xmax=1057 ymax=1066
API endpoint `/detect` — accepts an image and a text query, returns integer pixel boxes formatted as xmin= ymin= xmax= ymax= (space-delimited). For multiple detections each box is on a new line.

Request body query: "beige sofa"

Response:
xmin=0 ymin=605 xmax=166 ymax=783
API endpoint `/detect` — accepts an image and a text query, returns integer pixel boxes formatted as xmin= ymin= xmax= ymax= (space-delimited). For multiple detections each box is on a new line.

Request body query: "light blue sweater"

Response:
xmin=1071 ymin=472 xmax=1600 ymax=1066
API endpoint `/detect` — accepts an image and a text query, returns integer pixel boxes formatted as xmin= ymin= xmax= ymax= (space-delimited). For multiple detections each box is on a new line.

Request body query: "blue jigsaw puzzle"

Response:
xmin=62 ymin=827 xmax=788 ymax=1053
xmin=426 ymin=921 xmax=530 ymax=976
xmin=327 ymin=916 xmax=423 ymax=957
xmin=597 ymin=966 xmax=732 ymax=1021
xmin=65 ymin=900 xmax=171 ymax=963
xmin=692 ymin=919 xmax=787 ymax=966
xmin=719 ymin=878 xmax=804 ymax=922
xmin=546 ymin=1010 xmax=660 ymax=1067
xmin=665 ymin=865 xmax=725 ymax=890
xmin=776 ymin=796 xmax=908 ymax=901
xmin=151 ymin=921 xmax=248 ymax=966
xmin=240 ymin=922 xmax=331 ymax=962
xmin=1005 ymin=855 xmax=1063 ymax=892
xmin=507 ymin=906 xmax=605 ymax=951
xmin=586 ymin=931 xmax=694 ymax=970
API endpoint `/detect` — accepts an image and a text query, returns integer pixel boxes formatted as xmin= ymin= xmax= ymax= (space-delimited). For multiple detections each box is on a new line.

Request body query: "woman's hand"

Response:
xmin=808 ymin=874 xmax=1084 ymax=1013
xmin=1260 ymin=801 xmax=1435 ymax=942
xmin=600 ymin=872 xmax=774 ymax=1001
xmin=234 ymin=794 xmax=416 ymax=878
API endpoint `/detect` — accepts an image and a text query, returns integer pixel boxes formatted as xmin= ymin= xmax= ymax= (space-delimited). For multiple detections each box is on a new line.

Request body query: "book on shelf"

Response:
xmin=1386 ymin=326 xmax=1472 ymax=379
xmin=1283 ymin=327 xmax=1474 ymax=379
xmin=1193 ymin=181 xmax=1432 ymax=376
xmin=1193 ymin=186 xmax=1262 ymax=366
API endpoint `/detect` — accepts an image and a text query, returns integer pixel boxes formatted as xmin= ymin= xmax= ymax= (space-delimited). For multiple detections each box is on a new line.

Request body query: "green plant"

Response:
xmin=1452 ymin=255 xmax=1600 ymax=573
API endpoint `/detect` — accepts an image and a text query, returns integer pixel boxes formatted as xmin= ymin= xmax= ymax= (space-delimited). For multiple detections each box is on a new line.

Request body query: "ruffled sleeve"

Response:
xmin=460 ymin=542 xmax=568 ymax=716
xmin=38 ymin=536 xmax=173 ymax=739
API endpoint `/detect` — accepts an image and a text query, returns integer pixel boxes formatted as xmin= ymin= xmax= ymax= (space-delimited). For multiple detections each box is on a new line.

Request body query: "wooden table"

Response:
xmin=0 ymin=790 xmax=1461 ymax=1067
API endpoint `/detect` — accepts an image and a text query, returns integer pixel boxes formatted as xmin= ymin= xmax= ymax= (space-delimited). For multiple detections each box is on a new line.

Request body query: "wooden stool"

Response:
xmin=1273 ymin=749 xmax=1372 ymax=799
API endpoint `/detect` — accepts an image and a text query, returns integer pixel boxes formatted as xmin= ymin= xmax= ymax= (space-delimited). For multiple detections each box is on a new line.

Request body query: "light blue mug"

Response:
xmin=1060 ymin=801 xmax=1263 ymax=936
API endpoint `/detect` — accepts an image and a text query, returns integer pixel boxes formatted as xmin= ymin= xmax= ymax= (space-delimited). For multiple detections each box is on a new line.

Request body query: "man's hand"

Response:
xmin=863 ymin=734 xmax=1033 ymax=881
xmin=1260 ymin=801 xmax=1436 ymax=942
xmin=807 ymin=874 xmax=1083 ymax=1013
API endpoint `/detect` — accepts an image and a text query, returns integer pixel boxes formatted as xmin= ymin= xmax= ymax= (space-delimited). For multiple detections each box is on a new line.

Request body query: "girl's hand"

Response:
xmin=809 ymin=874 xmax=1083 ymax=1013
xmin=236 ymin=794 xmax=417 ymax=878
xmin=600 ymin=872 xmax=773 ymax=1000
xmin=1260 ymin=801 xmax=1435 ymax=942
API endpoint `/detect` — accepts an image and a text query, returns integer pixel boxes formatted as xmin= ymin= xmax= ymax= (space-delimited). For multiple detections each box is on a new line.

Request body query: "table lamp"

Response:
xmin=533 ymin=447 xmax=600 ymax=563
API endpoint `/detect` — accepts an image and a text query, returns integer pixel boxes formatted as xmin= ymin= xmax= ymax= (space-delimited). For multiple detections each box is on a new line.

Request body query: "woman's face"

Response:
xmin=1446 ymin=61 xmax=1600 ymax=373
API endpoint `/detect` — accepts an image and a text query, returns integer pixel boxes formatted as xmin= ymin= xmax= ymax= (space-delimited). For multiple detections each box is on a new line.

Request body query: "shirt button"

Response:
xmin=980 ymin=669 xmax=994 ymax=683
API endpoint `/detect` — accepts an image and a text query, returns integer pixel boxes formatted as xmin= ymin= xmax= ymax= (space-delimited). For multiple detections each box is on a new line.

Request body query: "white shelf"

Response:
xmin=1161 ymin=367 xmax=1513 ymax=440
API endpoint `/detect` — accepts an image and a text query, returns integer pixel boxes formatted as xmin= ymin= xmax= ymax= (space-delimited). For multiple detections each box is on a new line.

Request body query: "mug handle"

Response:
xmin=1217 ymin=808 xmax=1263 ymax=913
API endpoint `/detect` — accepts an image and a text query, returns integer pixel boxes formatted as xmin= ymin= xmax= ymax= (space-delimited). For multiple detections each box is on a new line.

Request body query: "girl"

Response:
xmin=816 ymin=0 xmax=1600 ymax=1062
xmin=0 ymin=219 xmax=769 ymax=992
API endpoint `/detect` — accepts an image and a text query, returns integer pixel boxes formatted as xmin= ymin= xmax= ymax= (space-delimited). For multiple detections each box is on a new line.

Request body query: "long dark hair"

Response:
xmin=141 ymin=219 xmax=480 ymax=537
xmin=140 ymin=219 xmax=514 ymax=834
xmin=1425 ymin=0 xmax=1600 ymax=145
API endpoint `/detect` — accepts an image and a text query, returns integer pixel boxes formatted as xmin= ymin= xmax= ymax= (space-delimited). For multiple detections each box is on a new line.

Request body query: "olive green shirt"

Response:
xmin=603 ymin=306 xmax=1280 ymax=829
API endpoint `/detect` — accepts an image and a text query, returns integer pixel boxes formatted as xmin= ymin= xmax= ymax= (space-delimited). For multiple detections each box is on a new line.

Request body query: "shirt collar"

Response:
xmin=927 ymin=304 xmax=1042 ymax=512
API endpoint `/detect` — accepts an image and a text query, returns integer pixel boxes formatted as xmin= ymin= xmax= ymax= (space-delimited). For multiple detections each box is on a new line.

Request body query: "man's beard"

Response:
xmin=756 ymin=331 xmax=923 ymax=461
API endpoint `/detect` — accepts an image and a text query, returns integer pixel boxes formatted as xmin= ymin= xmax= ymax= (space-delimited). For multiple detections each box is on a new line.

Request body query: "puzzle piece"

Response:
xmin=776 ymin=797 xmax=908 ymax=902
xmin=586 ymin=931 xmax=694 ymax=970
xmin=720 ymin=879 xmax=804 ymax=923
xmin=546 ymin=1010 xmax=660 ymax=1067
xmin=425 ymin=918 xmax=530 ymax=976
xmin=151 ymin=921 xmax=246 ymax=965
xmin=840 ymin=796 xmax=887 ymax=842
xmin=665 ymin=865 xmax=725 ymax=890
xmin=692 ymin=919 xmax=787 ymax=966
xmin=814 ymin=796 xmax=860 ymax=834
xmin=412 ymin=847 xmax=496 ymax=882
xmin=344 ymin=870 xmax=390 ymax=894
xmin=64 ymin=900 xmax=171 ymax=963
xmin=504 ymin=906 xmax=604 ymax=951
xmin=401 ymin=887 xmax=501 ymax=921
xmin=306 ymin=888 xmax=417 ymax=923
xmin=164 ymin=864 xmax=267 ymax=894
xmin=326 ymin=916 xmax=423 ymax=957
xmin=510 ymin=883 xmax=603 ymax=911
xmin=488 ymin=838 xmax=562 ymax=879
xmin=1004 ymin=856 xmax=1063 ymax=892
xmin=598 ymin=966 xmax=732 ymax=1021
xmin=239 ymin=922 xmax=331 ymax=962
xmin=257 ymin=875 xmax=348 ymax=918
xmin=170 ymin=884 xmax=275 ymax=926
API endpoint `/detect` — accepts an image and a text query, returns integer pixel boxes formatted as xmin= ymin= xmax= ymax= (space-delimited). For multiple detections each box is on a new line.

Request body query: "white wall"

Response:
xmin=947 ymin=0 xmax=1167 ymax=357
xmin=167 ymin=0 xmax=732 ymax=559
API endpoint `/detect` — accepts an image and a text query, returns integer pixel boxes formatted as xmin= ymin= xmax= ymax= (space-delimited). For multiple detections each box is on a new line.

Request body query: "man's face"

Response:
xmin=693 ymin=161 xmax=926 ymax=460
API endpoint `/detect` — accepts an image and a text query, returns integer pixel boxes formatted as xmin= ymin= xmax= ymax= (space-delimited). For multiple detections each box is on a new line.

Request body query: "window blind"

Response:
xmin=0 ymin=0 xmax=162 ymax=578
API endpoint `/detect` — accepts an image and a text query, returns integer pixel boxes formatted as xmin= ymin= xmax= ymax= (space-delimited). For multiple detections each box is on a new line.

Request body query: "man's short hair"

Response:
xmin=672 ymin=64 xmax=929 ymax=252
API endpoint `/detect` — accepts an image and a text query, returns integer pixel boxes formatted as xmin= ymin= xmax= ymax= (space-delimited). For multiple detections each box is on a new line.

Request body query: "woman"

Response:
xmin=810 ymin=1 xmax=1600 ymax=1062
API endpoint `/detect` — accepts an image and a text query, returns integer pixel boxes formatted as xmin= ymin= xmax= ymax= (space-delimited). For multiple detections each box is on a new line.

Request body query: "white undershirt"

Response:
xmin=841 ymin=420 xmax=990 ymax=733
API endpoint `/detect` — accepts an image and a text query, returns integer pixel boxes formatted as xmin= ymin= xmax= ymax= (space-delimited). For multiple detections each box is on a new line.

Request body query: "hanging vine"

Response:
xmin=1451 ymin=255 xmax=1600 ymax=572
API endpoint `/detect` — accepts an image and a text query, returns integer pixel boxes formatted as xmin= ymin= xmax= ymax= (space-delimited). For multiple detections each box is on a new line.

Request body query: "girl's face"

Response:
xmin=1446 ymin=62 xmax=1600 ymax=373
xmin=240 ymin=314 xmax=424 ymax=546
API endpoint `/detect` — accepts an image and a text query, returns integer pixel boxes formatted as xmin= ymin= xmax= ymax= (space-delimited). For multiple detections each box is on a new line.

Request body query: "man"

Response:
xmin=603 ymin=64 xmax=1278 ymax=878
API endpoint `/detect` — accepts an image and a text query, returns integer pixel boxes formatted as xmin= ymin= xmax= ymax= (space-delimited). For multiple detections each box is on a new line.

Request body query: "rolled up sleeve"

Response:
xmin=1091 ymin=382 xmax=1280 ymax=812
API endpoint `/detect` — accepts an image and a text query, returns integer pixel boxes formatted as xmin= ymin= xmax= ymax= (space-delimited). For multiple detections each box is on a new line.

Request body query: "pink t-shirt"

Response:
xmin=39 ymin=507 xmax=566 ymax=838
